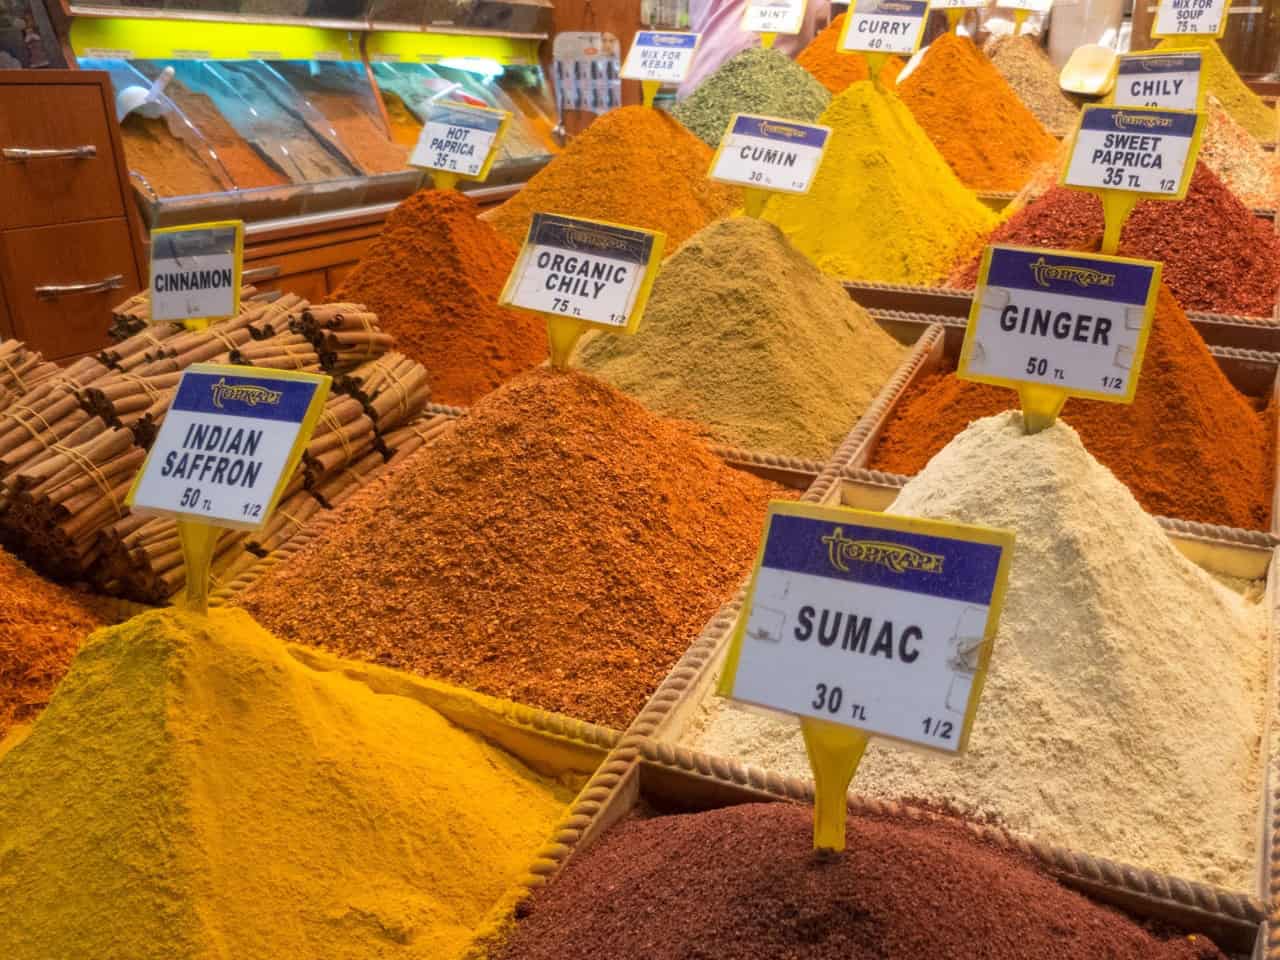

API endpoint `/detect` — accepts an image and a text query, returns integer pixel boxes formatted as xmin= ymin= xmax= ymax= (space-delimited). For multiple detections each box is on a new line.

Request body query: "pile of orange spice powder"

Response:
xmin=330 ymin=189 xmax=546 ymax=406
xmin=0 ymin=547 xmax=106 ymax=739
xmin=238 ymin=369 xmax=781 ymax=729
xmin=870 ymin=286 xmax=1274 ymax=530
xmin=897 ymin=33 xmax=1059 ymax=193
xmin=796 ymin=14 xmax=905 ymax=93
xmin=484 ymin=106 xmax=740 ymax=250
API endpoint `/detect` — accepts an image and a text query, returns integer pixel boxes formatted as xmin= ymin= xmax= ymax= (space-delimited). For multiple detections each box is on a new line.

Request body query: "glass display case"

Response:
xmin=66 ymin=13 xmax=555 ymax=225
xmin=367 ymin=29 xmax=556 ymax=185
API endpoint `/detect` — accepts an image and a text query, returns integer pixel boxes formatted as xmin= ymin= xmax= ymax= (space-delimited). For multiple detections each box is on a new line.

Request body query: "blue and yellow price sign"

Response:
xmin=720 ymin=501 xmax=1014 ymax=755
xmin=1110 ymin=50 xmax=1204 ymax=111
xmin=1061 ymin=105 xmax=1205 ymax=253
xmin=500 ymin=213 xmax=666 ymax=368
xmin=960 ymin=245 xmax=1161 ymax=429
xmin=408 ymin=101 xmax=510 ymax=188
xmin=127 ymin=364 xmax=330 ymax=615
xmin=128 ymin=364 xmax=330 ymax=531
xmin=719 ymin=500 xmax=1014 ymax=851
xmin=838 ymin=0 xmax=930 ymax=56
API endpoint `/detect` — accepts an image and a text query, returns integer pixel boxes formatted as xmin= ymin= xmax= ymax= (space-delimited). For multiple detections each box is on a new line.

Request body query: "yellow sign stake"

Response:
xmin=1013 ymin=8 xmax=1029 ymax=33
xmin=642 ymin=79 xmax=661 ymax=108
xmin=743 ymin=189 xmax=770 ymax=218
xmin=177 ymin=519 xmax=220 ymax=615
xmin=866 ymin=52 xmax=890 ymax=89
xmin=945 ymin=8 xmax=964 ymax=31
xmin=1099 ymin=190 xmax=1139 ymax=255
xmin=1017 ymin=382 xmax=1068 ymax=434
xmin=761 ymin=31 xmax=778 ymax=48
xmin=801 ymin=718 xmax=870 ymax=851
xmin=547 ymin=314 xmax=587 ymax=369
xmin=434 ymin=171 xmax=461 ymax=192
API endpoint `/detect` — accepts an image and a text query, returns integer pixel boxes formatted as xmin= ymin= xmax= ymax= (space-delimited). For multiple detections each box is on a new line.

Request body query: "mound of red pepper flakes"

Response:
xmin=239 ymin=368 xmax=782 ymax=729
xmin=0 ymin=547 xmax=106 ymax=738
xmin=949 ymin=164 xmax=1280 ymax=317
xmin=330 ymin=189 xmax=547 ymax=406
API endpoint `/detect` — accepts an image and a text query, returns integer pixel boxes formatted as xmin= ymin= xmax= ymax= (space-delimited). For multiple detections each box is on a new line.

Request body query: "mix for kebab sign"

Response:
xmin=621 ymin=30 xmax=700 ymax=84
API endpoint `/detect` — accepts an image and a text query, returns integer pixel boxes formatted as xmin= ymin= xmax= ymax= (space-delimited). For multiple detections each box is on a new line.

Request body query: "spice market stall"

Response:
xmin=7 ymin=6 xmax=1280 ymax=960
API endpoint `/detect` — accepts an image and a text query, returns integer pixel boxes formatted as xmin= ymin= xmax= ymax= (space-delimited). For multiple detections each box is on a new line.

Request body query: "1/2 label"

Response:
xmin=743 ymin=0 xmax=808 ymax=34
xmin=621 ymin=31 xmax=699 ymax=84
xmin=408 ymin=101 xmax=508 ymax=180
xmin=1063 ymin=105 xmax=1202 ymax=197
xmin=710 ymin=115 xmax=831 ymax=194
xmin=959 ymin=245 xmax=1161 ymax=403
xmin=128 ymin=365 xmax=329 ymax=531
xmin=149 ymin=221 xmax=243 ymax=323
xmin=1153 ymin=0 xmax=1231 ymax=37
xmin=839 ymin=0 xmax=929 ymax=55
xmin=1112 ymin=52 xmax=1202 ymax=111
xmin=719 ymin=502 xmax=1014 ymax=754
xmin=500 ymin=213 xmax=664 ymax=331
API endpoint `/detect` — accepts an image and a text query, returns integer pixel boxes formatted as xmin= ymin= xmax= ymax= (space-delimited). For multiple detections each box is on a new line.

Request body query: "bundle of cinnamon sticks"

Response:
xmin=0 ymin=289 xmax=436 ymax=603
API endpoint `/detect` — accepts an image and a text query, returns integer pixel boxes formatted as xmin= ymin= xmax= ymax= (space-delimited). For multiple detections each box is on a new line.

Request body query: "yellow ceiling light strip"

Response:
xmin=70 ymin=17 xmax=361 ymax=61
xmin=365 ymin=30 xmax=538 ymax=66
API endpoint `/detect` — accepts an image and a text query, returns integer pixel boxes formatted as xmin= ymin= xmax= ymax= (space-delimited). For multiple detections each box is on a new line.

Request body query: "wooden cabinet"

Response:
xmin=0 ymin=71 xmax=146 ymax=361
xmin=0 ymin=83 xmax=125 ymax=230
xmin=0 ymin=219 xmax=141 ymax=359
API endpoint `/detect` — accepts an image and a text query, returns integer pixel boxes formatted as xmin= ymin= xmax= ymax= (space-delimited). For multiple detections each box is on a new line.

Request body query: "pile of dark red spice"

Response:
xmin=948 ymin=163 xmax=1280 ymax=317
xmin=496 ymin=803 xmax=1225 ymax=960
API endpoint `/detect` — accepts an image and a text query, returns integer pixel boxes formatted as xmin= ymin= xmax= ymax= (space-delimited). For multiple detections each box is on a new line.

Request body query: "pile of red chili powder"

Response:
xmin=948 ymin=164 xmax=1280 ymax=317
xmin=496 ymin=803 xmax=1224 ymax=960
xmin=238 ymin=369 xmax=779 ymax=729
xmin=330 ymin=189 xmax=546 ymax=406
xmin=870 ymin=286 xmax=1274 ymax=530
xmin=0 ymin=547 xmax=106 ymax=739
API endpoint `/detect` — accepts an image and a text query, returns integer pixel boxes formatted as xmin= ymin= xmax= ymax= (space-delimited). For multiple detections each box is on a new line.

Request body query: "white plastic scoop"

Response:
xmin=116 ymin=66 xmax=176 ymax=122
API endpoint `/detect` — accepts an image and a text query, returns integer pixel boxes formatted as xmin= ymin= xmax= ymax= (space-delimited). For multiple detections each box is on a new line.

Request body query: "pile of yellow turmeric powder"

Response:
xmin=0 ymin=609 xmax=577 ymax=960
xmin=763 ymin=81 xmax=996 ymax=285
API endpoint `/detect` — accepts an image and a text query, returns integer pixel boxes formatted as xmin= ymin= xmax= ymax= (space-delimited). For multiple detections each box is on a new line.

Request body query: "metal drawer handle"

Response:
xmin=242 ymin=265 xmax=282 ymax=282
xmin=3 ymin=145 xmax=97 ymax=161
xmin=34 ymin=274 xmax=124 ymax=299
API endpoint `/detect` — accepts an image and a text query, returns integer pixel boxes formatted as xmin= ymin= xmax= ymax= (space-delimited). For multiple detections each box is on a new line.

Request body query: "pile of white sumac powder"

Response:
xmin=684 ymin=412 xmax=1267 ymax=889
